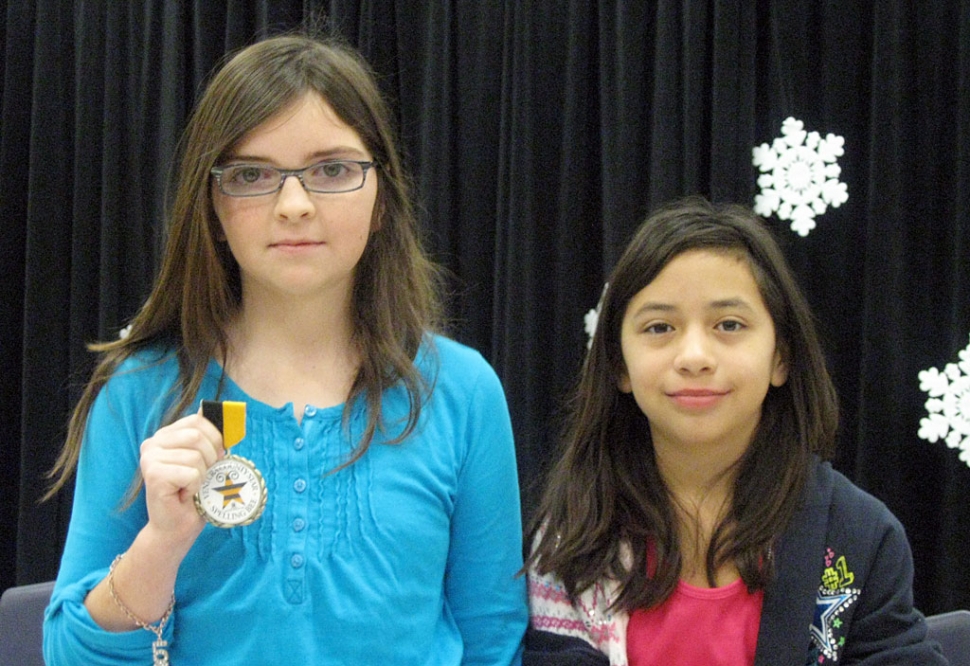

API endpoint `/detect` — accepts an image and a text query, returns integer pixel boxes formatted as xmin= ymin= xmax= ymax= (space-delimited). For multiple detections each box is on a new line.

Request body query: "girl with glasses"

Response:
xmin=43 ymin=33 xmax=527 ymax=665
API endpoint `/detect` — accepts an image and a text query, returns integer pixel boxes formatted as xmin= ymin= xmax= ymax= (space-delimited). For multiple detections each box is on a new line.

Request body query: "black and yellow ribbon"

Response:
xmin=202 ymin=400 xmax=246 ymax=450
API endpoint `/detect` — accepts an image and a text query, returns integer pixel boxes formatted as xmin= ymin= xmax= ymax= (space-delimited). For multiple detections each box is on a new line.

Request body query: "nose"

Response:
xmin=674 ymin=326 xmax=716 ymax=375
xmin=274 ymin=175 xmax=315 ymax=221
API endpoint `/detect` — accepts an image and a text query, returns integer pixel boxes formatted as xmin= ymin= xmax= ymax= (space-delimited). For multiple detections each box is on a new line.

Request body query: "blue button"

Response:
xmin=290 ymin=554 xmax=305 ymax=569
xmin=304 ymin=406 xmax=317 ymax=417
xmin=292 ymin=518 xmax=306 ymax=532
xmin=293 ymin=479 xmax=307 ymax=493
xmin=294 ymin=437 xmax=305 ymax=450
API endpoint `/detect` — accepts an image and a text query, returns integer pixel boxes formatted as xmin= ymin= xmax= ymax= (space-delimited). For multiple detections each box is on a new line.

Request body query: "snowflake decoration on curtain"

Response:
xmin=918 ymin=334 xmax=970 ymax=467
xmin=752 ymin=117 xmax=849 ymax=237
xmin=584 ymin=283 xmax=609 ymax=349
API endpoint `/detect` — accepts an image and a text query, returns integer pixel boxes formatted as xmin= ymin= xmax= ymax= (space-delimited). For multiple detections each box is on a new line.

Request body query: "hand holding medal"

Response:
xmin=194 ymin=400 xmax=267 ymax=527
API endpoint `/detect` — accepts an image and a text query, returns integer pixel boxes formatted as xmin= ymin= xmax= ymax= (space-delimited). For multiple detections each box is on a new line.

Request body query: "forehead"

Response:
xmin=229 ymin=92 xmax=367 ymax=159
xmin=626 ymin=249 xmax=765 ymax=310
xmin=662 ymin=247 xmax=750 ymax=281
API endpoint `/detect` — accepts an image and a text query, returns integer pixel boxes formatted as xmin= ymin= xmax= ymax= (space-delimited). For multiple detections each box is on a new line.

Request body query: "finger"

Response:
xmin=140 ymin=417 xmax=224 ymax=468
xmin=142 ymin=446 xmax=212 ymax=479
xmin=142 ymin=459 xmax=207 ymax=498
xmin=185 ymin=412 xmax=227 ymax=463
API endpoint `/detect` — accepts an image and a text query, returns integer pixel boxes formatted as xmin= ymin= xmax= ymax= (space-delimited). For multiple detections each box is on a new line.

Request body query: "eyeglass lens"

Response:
xmin=217 ymin=161 xmax=368 ymax=196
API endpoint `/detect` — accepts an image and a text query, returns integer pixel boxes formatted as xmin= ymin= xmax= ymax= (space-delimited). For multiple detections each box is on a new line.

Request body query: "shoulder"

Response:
xmin=407 ymin=335 xmax=513 ymax=450
xmin=75 ymin=347 xmax=184 ymax=472
xmin=420 ymin=334 xmax=493 ymax=372
xmin=804 ymin=462 xmax=913 ymax=591
xmin=418 ymin=334 xmax=505 ymax=397
xmin=111 ymin=345 xmax=180 ymax=380
xmin=91 ymin=346 xmax=183 ymax=424
xmin=814 ymin=462 xmax=903 ymax=537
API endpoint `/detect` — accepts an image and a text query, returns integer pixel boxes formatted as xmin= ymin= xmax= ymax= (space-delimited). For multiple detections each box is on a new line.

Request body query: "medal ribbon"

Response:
xmin=202 ymin=400 xmax=246 ymax=450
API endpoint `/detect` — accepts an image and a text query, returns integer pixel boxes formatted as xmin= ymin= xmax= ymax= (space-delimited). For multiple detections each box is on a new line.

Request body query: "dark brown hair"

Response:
xmin=46 ymin=34 xmax=443 ymax=498
xmin=526 ymin=196 xmax=837 ymax=611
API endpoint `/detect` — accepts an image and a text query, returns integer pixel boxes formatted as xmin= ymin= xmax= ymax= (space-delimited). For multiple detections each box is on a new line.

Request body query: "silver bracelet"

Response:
xmin=107 ymin=553 xmax=175 ymax=666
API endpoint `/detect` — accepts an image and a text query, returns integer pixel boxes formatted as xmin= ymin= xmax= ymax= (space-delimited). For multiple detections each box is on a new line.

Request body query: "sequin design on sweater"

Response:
xmin=809 ymin=547 xmax=860 ymax=663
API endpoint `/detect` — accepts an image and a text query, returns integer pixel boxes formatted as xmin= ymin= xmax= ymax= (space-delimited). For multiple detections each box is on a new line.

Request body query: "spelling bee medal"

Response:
xmin=195 ymin=400 xmax=267 ymax=528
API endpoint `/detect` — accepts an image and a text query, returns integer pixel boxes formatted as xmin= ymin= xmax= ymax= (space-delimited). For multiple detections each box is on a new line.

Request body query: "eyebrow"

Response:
xmin=710 ymin=298 xmax=753 ymax=311
xmin=226 ymin=146 xmax=370 ymax=164
xmin=629 ymin=298 xmax=755 ymax=318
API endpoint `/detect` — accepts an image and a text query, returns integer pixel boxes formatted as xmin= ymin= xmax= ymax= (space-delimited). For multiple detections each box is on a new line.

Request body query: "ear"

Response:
xmin=210 ymin=197 xmax=228 ymax=242
xmin=617 ymin=370 xmax=632 ymax=393
xmin=369 ymin=202 xmax=383 ymax=234
xmin=370 ymin=180 xmax=384 ymax=232
xmin=770 ymin=347 xmax=789 ymax=387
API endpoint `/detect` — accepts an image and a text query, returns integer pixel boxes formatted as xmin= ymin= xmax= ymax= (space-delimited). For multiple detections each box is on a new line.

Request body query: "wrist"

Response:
xmin=139 ymin=514 xmax=205 ymax=562
xmin=107 ymin=553 xmax=174 ymax=664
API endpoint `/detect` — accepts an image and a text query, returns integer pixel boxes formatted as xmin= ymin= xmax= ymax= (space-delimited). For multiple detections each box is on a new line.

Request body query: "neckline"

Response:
xmin=205 ymin=358 xmax=347 ymax=421
xmin=675 ymin=575 xmax=747 ymax=599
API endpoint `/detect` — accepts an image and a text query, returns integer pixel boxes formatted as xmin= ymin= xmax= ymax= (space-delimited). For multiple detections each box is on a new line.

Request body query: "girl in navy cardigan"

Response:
xmin=525 ymin=197 xmax=947 ymax=665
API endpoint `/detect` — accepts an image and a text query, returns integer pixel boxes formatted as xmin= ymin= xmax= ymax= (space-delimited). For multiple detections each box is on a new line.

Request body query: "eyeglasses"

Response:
xmin=210 ymin=159 xmax=377 ymax=197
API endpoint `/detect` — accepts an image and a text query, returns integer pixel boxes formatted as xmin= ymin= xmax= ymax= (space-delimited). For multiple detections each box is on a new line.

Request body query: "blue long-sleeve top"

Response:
xmin=44 ymin=335 xmax=527 ymax=665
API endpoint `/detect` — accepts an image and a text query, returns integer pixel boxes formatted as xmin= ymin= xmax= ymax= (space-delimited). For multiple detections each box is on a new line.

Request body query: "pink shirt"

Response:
xmin=626 ymin=576 xmax=764 ymax=665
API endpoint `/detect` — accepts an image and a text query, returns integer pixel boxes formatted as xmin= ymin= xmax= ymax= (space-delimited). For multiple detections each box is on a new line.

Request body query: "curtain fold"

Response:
xmin=0 ymin=0 xmax=36 ymax=598
xmin=854 ymin=0 xmax=970 ymax=609
xmin=2 ymin=0 xmax=968 ymax=614
xmin=17 ymin=0 xmax=77 ymax=583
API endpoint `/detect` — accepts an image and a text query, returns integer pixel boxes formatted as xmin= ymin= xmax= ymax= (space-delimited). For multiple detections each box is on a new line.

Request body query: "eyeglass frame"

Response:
xmin=210 ymin=159 xmax=378 ymax=197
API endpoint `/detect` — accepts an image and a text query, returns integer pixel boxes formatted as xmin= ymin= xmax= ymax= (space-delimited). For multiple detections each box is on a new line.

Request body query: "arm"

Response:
xmin=838 ymin=496 xmax=948 ymax=664
xmin=44 ymin=358 xmax=222 ymax=664
xmin=525 ymin=530 xmax=624 ymax=664
xmin=444 ymin=360 xmax=528 ymax=665
xmin=527 ymin=565 xmax=609 ymax=653
xmin=523 ymin=628 xmax=611 ymax=666
xmin=81 ymin=412 xmax=222 ymax=629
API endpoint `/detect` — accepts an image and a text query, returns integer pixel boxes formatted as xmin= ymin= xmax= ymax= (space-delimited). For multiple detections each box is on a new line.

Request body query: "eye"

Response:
xmin=717 ymin=319 xmax=746 ymax=333
xmin=227 ymin=165 xmax=273 ymax=184
xmin=311 ymin=161 xmax=351 ymax=179
xmin=644 ymin=322 xmax=673 ymax=335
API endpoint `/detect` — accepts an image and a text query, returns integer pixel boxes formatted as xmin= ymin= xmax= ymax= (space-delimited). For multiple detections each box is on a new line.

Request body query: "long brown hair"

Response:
xmin=46 ymin=34 xmax=443 ymax=498
xmin=526 ymin=196 xmax=838 ymax=611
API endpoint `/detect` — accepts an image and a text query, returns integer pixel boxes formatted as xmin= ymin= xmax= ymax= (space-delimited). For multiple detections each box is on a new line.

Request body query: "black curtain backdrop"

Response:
xmin=2 ymin=1 xmax=969 ymax=616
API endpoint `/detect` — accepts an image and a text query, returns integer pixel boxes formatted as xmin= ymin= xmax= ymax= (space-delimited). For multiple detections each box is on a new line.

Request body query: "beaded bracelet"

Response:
xmin=107 ymin=553 xmax=175 ymax=666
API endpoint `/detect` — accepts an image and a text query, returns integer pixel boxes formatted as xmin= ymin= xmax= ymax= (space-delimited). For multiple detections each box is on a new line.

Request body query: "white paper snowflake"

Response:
xmin=584 ymin=283 xmax=609 ymax=349
xmin=752 ymin=117 xmax=849 ymax=237
xmin=918 ymin=334 xmax=970 ymax=468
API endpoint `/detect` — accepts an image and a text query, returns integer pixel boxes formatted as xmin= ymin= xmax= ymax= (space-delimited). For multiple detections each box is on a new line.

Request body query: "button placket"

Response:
xmin=285 ymin=416 xmax=313 ymax=603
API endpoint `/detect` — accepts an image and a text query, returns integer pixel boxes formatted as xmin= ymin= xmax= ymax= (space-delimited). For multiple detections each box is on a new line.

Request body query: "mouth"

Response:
xmin=270 ymin=239 xmax=325 ymax=250
xmin=667 ymin=388 xmax=728 ymax=409
xmin=271 ymin=238 xmax=322 ymax=245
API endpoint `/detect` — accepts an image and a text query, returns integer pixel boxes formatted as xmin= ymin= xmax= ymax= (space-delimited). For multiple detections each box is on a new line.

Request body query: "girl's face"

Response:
xmin=617 ymin=249 xmax=788 ymax=459
xmin=212 ymin=92 xmax=378 ymax=305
